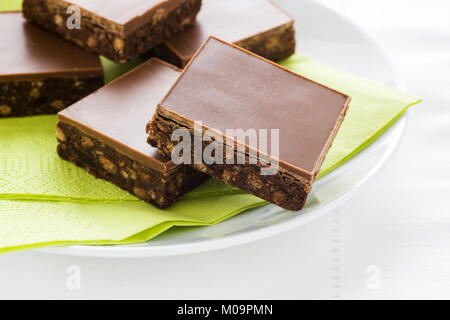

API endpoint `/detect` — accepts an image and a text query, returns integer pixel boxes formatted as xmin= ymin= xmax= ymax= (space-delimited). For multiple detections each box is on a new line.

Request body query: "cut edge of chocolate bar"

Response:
xmin=154 ymin=21 xmax=296 ymax=68
xmin=148 ymin=96 xmax=348 ymax=211
xmin=0 ymin=75 xmax=104 ymax=117
xmin=57 ymin=120 xmax=208 ymax=209
xmin=235 ymin=0 xmax=296 ymax=62
xmin=147 ymin=115 xmax=313 ymax=210
xmin=0 ymin=11 xmax=105 ymax=111
xmin=22 ymin=0 xmax=203 ymax=63
xmin=151 ymin=0 xmax=296 ymax=68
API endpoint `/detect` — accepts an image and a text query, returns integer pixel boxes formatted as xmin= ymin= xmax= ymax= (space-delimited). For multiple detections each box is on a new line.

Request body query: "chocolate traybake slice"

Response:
xmin=0 ymin=12 xmax=103 ymax=118
xmin=147 ymin=37 xmax=351 ymax=211
xmin=57 ymin=59 xmax=207 ymax=209
xmin=23 ymin=0 xmax=202 ymax=63
xmin=151 ymin=0 xmax=296 ymax=67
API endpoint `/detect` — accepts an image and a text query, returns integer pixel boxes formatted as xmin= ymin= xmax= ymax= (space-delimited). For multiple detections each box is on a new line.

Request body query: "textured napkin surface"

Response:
xmin=0 ymin=0 xmax=420 ymax=254
xmin=0 ymin=195 xmax=264 ymax=254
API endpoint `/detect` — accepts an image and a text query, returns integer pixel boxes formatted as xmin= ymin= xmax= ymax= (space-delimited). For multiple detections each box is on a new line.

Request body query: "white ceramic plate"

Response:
xmin=39 ymin=0 xmax=407 ymax=258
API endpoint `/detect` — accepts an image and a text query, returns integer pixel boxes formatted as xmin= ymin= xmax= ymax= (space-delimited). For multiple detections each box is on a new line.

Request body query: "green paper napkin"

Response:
xmin=0 ymin=0 xmax=421 ymax=254
xmin=1 ymin=0 xmax=20 ymax=11
xmin=0 ymin=195 xmax=265 ymax=254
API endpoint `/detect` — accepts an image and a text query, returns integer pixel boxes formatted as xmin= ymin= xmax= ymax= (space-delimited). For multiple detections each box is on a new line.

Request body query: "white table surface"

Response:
xmin=0 ymin=0 xmax=448 ymax=300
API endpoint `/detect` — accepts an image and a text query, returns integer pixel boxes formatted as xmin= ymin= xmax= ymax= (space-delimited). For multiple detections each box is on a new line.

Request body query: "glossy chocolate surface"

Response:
xmin=160 ymin=37 xmax=350 ymax=176
xmin=0 ymin=12 xmax=103 ymax=81
xmin=64 ymin=0 xmax=187 ymax=33
xmin=164 ymin=0 xmax=293 ymax=59
xmin=59 ymin=59 xmax=179 ymax=172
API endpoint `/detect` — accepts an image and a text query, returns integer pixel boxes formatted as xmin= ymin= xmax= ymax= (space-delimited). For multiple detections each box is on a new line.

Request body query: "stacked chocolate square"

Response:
xmin=6 ymin=0 xmax=350 ymax=211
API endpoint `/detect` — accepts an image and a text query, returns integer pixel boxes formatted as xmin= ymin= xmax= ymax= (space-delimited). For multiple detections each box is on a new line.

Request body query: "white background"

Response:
xmin=0 ymin=0 xmax=448 ymax=299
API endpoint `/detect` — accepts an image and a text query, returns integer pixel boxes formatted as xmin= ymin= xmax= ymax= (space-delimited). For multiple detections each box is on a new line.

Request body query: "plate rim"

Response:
xmin=37 ymin=0 xmax=408 ymax=258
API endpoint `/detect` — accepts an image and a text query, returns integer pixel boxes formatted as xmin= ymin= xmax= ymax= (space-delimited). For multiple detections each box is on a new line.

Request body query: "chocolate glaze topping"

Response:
xmin=160 ymin=37 xmax=351 ymax=177
xmin=59 ymin=59 xmax=180 ymax=172
xmin=0 ymin=12 xmax=103 ymax=81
